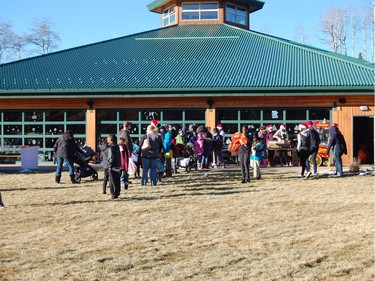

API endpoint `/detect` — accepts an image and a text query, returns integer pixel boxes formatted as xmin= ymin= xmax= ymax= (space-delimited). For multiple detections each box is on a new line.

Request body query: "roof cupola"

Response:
xmin=147 ymin=0 xmax=265 ymax=30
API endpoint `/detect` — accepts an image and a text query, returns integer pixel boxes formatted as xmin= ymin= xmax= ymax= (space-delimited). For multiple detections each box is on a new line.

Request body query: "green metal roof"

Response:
xmin=0 ymin=24 xmax=374 ymax=97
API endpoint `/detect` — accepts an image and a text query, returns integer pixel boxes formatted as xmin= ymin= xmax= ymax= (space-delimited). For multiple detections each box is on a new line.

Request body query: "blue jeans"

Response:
xmin=56 ymin=156 xmax=74 ymax=176
xmin=334 ymin=152 xmax=343 ymax=176
xmin=141 ymin=158 xmax=157 ymax=186
xmin=306 ymin=148 xmax=318 ymax=174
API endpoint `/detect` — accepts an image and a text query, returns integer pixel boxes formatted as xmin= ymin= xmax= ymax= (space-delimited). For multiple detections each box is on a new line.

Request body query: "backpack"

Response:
xmin=309 ymin=128 xmax=321 ymax=148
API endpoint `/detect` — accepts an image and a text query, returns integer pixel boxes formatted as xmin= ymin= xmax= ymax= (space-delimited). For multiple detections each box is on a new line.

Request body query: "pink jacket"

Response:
xmin=193 ymin=134 xmax=204 ymax=156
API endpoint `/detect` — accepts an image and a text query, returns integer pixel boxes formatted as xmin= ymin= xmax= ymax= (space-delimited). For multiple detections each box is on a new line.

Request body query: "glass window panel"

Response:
xmin=46 ymin=125 xmax=64 ymax=135
xmin=286 ymin=109 xmax=306 ymax=120
xmin=119 ymin=110 xmax=139 ymax=121
xmin=163 ymin=110 xmax=183 ymax=121
xmin=223 ymin=123 xmax=239 ymax=134
xmin=45 ymin=138 xmax=58 ymax=148
xmin=264 ymin=109 xmax=283 ymax=120
xmin=98 ymin=124 xmax=117 ymax=135
xmin=238 ymin=15 xmax=246 ymax=25
xmin=240 ymin=123 xmax=260 ymax=134
xmin=4 ymin=112 xmax=22 ymax=122
xmin=97 ymin=110 xmax=117 ymax=121
xmin=163 ymin=18 xmax=169 ymax=26
xmin=240 ymin=109 xmax=260 ymax=120
xmin=25 ymin=125 xmax=43 ymax=135
xmin=3 ymin=138 xmax=22 ymax=146
xmin=185 ymin=110 xmax=205 ymax=120
xmin=201 ymin=3 xmax=218 ymax=10
xmin=45 ymin=111 xmax=64 ymax=121
xmin=309 ymin=108 xmax=330 ymax=121
xmin=129 ymin=124 xmax=139 ymax=135
xmin=182 ymin=12 xmax=199 ymax=20
xmin=142 ymin=110 xmax=160 ymax=121
xmin=66 ymin=124 xmax=86 ymax=135
xmin=201 ymin=11 xmax=218 ymax=19
xmin=182 ymin=3 xmax=199 ymax=10
xmin=67 ymin=111 xmax=85 ymax=121
xmin=170 ymin=14 xmax=176 ymax=23
xmin=237 ymin=7 xmax=247 ymax=16
xmin=226 ymin=13 xmax=236 ymax=23
xmin=226 ymin=4 xmax=236 ymax=13
xmin=74 ymin=138 xmax=86 ymax=146
xmin=218 ymin=109 xmax=237 ymax=120
xmin=25 ymin=111 xmax=43 ymax=122
xmin=25 ymin=138 xmax=43 ymax=147
xmin=4 ymin=125 xmax=22 ymax=135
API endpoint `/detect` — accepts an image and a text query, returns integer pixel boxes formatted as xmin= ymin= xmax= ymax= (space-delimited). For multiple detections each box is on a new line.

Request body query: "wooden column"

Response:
xmin=86 ymin=107 xmax=96 ymax=150
xmin=205 ymin=107 xmax=216 ymax=132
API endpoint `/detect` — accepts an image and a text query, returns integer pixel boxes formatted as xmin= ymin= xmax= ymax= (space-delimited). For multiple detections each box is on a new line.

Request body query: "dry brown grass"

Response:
xmin=0 ymin=166 xmax=374 ymax=281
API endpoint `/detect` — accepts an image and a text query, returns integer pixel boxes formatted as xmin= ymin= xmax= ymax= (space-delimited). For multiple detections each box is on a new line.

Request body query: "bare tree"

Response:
xmin=319 ymin=7 xmax=349 ymax=54
xmin=294 ymin=24 xmax=308 ymax=44
xmin=27 ymin=17 xmax=60 ymax=55
xmin=348 ymin=7 xmax=361 ymax=57
xmin=0 ymin=21 xmax=14 ymax=63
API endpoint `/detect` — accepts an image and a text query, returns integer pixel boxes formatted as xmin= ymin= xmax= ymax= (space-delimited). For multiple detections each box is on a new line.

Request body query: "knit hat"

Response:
xmin=306 ymin=120 xmax=313 ymax=127
xmin=267 ymin=124 xmax=274 ymax=131
xmin=151 ymin=119 xmax=158 ymax=127
xmin=217 ymin=124 xmax=223 ymax=129
xmin=333 ymin=123 xmax=339 ymax=127
xmin=299 ymin=123 xmax=307 ymax=130
xmin=280 ymin=123 xmax=286 ymax=128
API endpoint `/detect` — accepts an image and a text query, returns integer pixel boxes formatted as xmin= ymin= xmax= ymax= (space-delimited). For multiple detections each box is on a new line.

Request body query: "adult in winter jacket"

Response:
xmin=140 ymin=125 xmax=163 ymax=186
xmin=100 ymin=140 xmax=110 ymax=194
xmin=238 ymin=126 xmax=252 ymax=183
xmin=326 ymin=125 xmax=347 ymax=177
xmin=306 ymin=121 xmax=321 ymax=174
xmin=54 ymin=130 xmax=79 ymax=184
xmin=118 ymin=121 xmax=133 ymax=155
xmin=297 ymin=123 xmax=311 ymax=178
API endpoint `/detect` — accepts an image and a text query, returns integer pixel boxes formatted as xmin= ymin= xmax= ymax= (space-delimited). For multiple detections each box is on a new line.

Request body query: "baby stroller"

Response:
xmin=177 ymin=144 xmax=197 ymax=173
xmin=73 ymin=145 xmax=98 ymax=183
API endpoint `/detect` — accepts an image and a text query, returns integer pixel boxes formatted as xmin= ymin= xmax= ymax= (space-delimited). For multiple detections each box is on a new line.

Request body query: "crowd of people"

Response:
xmin=45 ymin=119 xmax=347 ymax=201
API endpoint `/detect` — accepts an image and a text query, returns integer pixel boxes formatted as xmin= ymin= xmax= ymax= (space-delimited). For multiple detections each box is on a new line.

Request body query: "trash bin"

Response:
xmin=21 ymin=146 xmax=39 ymax=170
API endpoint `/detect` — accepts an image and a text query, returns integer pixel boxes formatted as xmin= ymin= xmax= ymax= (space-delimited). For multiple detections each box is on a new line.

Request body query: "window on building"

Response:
xmin=163 ymin=6 xmax=176 ymax=27
xmin=225 ymin=4 xmax=247 ymax=26
xmin=182 ymin=2 xmax=219 ymax=21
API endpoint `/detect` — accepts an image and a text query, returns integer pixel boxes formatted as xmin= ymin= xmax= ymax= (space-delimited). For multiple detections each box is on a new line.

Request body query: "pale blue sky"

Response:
xmin=0 ymin=0 xmax=366 ymax=53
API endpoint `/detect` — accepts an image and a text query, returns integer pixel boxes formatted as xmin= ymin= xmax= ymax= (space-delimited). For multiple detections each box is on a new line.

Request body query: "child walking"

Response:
xmin=250 ymin=135 xmax=264 ymax=180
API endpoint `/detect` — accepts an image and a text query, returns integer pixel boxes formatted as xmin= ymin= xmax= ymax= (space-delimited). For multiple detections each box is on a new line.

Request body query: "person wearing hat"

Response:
xmin=297 ymin=123 xmax=311 ymax=178
xmin=266 ymin=124 xmax=275 ymax=167
xmin=273 ymin=124 xmax=289 ymax=166
xmin=118 ymin=121 xmax=133 ymax=187
xmin=306 ymin=121 xmax=321 ymax=175
xmin=216 ymin=124 xmax=226 ymax=147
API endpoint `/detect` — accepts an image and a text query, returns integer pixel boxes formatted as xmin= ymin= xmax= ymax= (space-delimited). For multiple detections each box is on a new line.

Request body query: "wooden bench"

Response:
xmin=0 ymin=154 xmax=21 ymax=164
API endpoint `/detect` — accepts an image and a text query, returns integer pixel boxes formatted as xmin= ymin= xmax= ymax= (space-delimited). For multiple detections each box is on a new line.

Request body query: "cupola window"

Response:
xmin=182 ymin=2 xmax=219 ymax=21
xmin=226 ymin=4 xmax=248 ymax=26
xmin=163 ymin=6 xmax=176 ymax=26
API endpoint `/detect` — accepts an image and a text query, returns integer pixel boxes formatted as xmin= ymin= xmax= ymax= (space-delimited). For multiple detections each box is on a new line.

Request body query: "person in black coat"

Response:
xmin=238 ymin=125 xmax=252 ymax=183
xmin=107 ymin=134 xmax=121 ymax=199
xmin=326 ymin=125 xmax=347 ymax=177
xmin=54 ymin=130 xmax=79 ymax=184
xmin=100 ymin=139 xmax=110 ymax=194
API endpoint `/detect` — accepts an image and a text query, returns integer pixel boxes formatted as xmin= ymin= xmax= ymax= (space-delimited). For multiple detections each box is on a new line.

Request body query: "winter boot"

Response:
xmin=55 ymin=175 xmax=61 ymax=183
xmin=70 ymin=175 xmax=79 ymax=184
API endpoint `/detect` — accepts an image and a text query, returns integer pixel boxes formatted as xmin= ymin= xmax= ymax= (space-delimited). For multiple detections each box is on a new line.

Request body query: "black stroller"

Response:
xmin=177 ymin=144 xmax=197 ymax=173
xmin=73 ymin=146 xmax=98 ymax=183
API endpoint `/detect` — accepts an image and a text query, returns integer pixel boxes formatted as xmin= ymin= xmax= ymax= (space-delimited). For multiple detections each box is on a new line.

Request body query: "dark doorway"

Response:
xmin=353 ymin=116 xmax=374 ymax=164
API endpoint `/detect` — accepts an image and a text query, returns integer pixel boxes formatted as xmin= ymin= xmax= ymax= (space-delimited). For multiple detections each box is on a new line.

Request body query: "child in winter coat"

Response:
xmin=250 ymin=135 xmax=264 ymax=180
xmin=193 ymin=133 xmax=205 ymax=169
xmin=118 ymin=137 xmax=130 ymax=190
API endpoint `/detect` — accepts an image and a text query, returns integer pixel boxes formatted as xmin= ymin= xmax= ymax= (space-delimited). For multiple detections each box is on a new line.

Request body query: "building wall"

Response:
xmin=1 ymin=94 xmax=373 ymax=165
